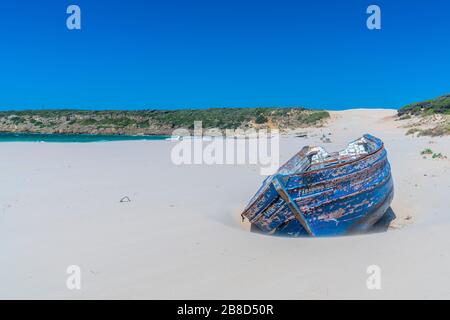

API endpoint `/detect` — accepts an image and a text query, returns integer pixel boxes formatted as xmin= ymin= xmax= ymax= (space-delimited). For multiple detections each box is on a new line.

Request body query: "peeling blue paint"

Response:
xmin=242 ymin=134 xmax=394 ymax=237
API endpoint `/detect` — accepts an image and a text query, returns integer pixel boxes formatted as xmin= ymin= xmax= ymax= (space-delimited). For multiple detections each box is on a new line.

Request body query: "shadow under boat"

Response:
xmin=250 ymin=207 xmax=397 ymax=237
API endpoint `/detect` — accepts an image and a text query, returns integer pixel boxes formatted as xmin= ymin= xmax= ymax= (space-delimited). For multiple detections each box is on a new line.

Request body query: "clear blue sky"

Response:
xmin=0 ymin=0 xmax=449 ymax=110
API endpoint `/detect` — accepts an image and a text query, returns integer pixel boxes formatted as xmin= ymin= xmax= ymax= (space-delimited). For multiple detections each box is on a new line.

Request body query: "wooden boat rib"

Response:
xmin=241 ymin=134 xmax=394 ymax=237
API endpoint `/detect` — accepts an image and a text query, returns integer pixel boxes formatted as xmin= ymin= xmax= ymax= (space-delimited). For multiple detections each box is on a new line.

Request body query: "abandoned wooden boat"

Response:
xmin=241 ymin=134 xmax=394 ymax=237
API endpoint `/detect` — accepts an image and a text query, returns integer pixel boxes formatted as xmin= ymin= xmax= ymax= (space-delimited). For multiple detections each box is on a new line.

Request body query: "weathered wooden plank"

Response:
xmin=242 ymin=134 xmax=394 ymax=237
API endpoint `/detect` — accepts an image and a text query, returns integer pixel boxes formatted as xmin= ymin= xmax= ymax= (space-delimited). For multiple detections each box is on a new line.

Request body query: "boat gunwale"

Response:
xmin=291 ymin=138 xmax=384 ymax=178
xmin=285 ymin=149 xmax=387 ymax=192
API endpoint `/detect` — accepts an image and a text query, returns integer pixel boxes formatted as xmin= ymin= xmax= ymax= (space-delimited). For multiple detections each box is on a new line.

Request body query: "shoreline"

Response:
xmin=0 ymin=108 xmax=395 ymax=141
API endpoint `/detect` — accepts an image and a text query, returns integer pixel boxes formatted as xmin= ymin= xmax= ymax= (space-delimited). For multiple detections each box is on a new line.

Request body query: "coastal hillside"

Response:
xmin=0 ymin=108 xmax=329 ymax=135
xmin=397 ymin=94 xmax=450 ymax=136
xmin=398 ymin=94 xmax=450 ymax=116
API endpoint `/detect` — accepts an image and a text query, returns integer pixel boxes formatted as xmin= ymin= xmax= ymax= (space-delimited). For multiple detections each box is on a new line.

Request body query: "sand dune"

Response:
xmin=1 ymin=109 xmax=449 ymax=299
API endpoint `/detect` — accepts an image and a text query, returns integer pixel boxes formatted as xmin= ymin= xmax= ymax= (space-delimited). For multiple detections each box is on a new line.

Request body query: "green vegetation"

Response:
xmin=420 ymin=148 xmax=433 ymax=155
xmin=78 ymin=119 xmax=98 ymax=126
xmin=406 ymin=124 xmax=450 ymax=137
xmin=97 ymin=117 xmax=136 ymax=128
xmin=398 ymin=94 xmax=450 ymax=116
xmin=420 ymin=148 xmax=446 ymax=159
xmin=432 ymin=153 xmax=444 ymax=159
xmin=405 ymin=128 xmax=421 ymax=136
xmin=10 ymin=116 xmax=25 ymax=125
xmin=297 ymin=111 xmax=330 ymax=124
xmin=255 ymin=113 xmax=268 ymax=124
xmin=418 ymin=124 xmax=450 ymax=137
xmin=0 ymin=107 xmax=330 ymax=135
xmin=29 ymin=119 xmax=44 ymax=127
xmin=399 ymin=94 xmax=450 ymax=137
xmin=137 ymin=121 xmax=150 ymax=128
xmin=398 ymin=114 xmax=411 ymax=120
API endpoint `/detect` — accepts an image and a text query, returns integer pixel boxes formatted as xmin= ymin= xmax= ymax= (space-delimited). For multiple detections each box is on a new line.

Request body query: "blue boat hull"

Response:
xmin=272 ymin=176 xmax=394 ymax=236
xmin=242 ymin=134 xmax=394 ymax=237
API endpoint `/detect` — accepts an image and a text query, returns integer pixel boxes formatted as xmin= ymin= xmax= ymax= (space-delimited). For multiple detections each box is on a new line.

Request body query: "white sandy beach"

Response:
xmin=1 ymin=109 xmax=449 ymax=299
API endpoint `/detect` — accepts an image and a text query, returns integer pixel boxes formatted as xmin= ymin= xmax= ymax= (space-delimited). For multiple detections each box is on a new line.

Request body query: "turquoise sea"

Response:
xmin=0 ymin=133 xmax=169 ymax=143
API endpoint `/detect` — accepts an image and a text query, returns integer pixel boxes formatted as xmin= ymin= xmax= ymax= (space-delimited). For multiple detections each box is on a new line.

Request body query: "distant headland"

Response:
xmin=0 ymin=108 xmax=330 ymax=136
xmin=1 ymin=94 xmax=449 ymax=137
